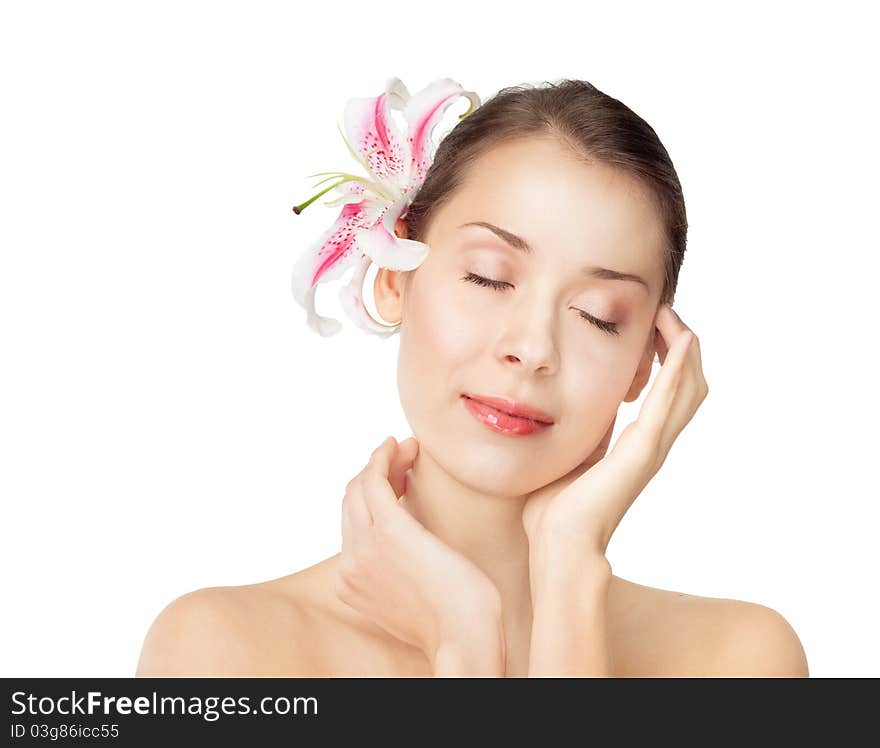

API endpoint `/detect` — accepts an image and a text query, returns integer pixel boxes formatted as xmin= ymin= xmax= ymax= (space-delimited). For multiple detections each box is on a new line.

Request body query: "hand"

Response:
xmin=521 ymin=303 xmax=709 ymax=556
xmin=336 ymin=436 xmax=504 ymax=665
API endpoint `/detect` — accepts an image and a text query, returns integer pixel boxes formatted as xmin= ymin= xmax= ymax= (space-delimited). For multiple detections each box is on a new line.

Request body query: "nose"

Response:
xmin=497 ymin=299 xmax=560 ymax=375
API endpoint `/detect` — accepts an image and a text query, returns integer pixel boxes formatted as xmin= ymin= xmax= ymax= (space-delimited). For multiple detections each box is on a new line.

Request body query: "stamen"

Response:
xmin=292 ymin=179 xmax=347 ymax=214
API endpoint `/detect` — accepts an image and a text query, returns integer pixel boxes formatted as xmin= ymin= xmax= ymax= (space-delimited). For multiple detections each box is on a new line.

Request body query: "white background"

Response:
xmin=1 ymin=1 xmax=877 ymax=677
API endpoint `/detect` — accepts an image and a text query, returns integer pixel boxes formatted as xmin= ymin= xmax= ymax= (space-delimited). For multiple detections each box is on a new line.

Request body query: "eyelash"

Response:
xmin=460 ymin=272 xmax=620 ymax=336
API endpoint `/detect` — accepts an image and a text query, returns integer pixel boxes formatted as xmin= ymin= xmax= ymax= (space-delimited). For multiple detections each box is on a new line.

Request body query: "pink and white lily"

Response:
xmin=291 ymin=77 xmax=481 ymax=337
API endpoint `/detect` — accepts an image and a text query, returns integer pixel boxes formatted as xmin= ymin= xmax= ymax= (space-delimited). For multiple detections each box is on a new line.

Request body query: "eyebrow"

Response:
xmin=458 ymin=220 xmax=650 ymax=291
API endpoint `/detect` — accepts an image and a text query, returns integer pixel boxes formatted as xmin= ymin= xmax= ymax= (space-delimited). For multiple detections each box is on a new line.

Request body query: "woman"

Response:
xmin=136 ymin=78 xmax=809 ymax=677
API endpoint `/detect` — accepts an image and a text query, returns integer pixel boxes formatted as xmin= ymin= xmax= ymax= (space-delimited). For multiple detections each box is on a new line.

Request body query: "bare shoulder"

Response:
xmin=699 ymin=596 xmax=809 ymax=677
xmin=608 ymin=576 xmax=809 ymax=678
xmin=135 ymin=573 xmax=320 ymax=677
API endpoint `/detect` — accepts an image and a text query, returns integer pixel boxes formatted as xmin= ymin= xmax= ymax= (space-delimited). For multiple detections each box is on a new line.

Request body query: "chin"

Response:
xmin=442 ymin=439 xmax=555 ymax=497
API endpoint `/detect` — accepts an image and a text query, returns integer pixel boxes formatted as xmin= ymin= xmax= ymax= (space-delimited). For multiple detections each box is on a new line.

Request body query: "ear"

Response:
xmin=623 ymin=326 xmax=658 ymax=403
xmin=373 ymin=217 xmax=411 ymax=326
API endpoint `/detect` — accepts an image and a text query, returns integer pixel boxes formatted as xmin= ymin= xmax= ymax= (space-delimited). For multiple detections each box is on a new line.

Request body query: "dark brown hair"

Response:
xmin=402 ymin=79 xmax=687 ymax=304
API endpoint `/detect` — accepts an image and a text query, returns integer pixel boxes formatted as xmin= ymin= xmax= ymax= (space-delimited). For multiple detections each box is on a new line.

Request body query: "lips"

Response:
xmin=462 ymin=393 xmax=555 ymax=424
xmin=461 ymin=395 xmax=553 ymax=436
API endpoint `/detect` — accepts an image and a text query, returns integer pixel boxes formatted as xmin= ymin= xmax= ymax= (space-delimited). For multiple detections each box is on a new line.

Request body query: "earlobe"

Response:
xmin=372 ymin=217 xmax=410 ymax=325
xmin=373 ymin=267 xmax=405 ymax=325
xmin=394 ymin=216 xmax=408 ymax=241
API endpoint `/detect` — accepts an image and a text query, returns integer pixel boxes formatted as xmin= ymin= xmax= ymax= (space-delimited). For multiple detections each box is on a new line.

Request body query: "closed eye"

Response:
xmin=461 ymin=271 xmax=511 ymax=291
xmin=461 ymin=272 xmax=620 ymax=337
xmin=575 ymin=309 xmax=620 ymax=336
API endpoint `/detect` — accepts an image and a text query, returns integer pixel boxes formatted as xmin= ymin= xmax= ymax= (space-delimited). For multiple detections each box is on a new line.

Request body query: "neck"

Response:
xmin=400 ymin=444 xmax=534 ymax=672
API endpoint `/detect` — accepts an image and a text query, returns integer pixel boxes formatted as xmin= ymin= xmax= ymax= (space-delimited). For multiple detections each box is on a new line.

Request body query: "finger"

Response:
xmin=388 ymin=437 xmax=419 ymax=498
xmin=655 ymin=304 xmax=689 ymax=364
xmin=344 ymin=473 xmax=373 ymax=530
xmin=341 ymin=501 xmax=354 ymax=550
xmin=636 ymin=328 xmax=694 ymax=441
xmin=361 ymin=436 xmax=402 ymax=520
xmin=369 ymin=435 xmax=417 ymax=486
xmin=660 ymin=334 xmax=709 ymax=448
xmin=654 ymin=334 xmax=668 ymax=366
xmin=654 ymin=313 xmax=668 ymax=365
xmin=665 ymin=303 xmax=692 ymax=333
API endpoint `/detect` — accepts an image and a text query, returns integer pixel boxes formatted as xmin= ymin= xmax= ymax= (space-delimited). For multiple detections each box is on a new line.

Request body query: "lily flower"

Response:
xmin=291 ymin=77 xmax=481 ymax=337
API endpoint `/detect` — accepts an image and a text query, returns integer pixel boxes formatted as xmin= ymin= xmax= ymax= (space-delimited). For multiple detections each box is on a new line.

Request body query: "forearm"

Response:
xmin=527 ymin=534 xmax=613 ymax=677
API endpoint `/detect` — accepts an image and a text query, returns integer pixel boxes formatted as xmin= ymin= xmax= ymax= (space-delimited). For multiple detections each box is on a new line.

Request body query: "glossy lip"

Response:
xmin=461 ymin=393 xmax=555 ymax=425
xmin=461 ymin=395 xmax=553 ymax=437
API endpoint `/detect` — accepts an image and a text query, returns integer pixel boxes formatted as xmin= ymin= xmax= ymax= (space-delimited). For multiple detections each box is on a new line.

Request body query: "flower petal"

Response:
xmin=404 ymin=78 xmax=481 ymax=185
xmin=292 ymin=77 xmax=479 ymax=338
xmin=343 ymin=77 xmax=413 ymax=192
xmin=355 ymin=190 xmax=429 ymax=271
xmin=291 ymin=198 xmax=378 ymax=337
xmin=338 ymin=253 xmax=400 ymax=337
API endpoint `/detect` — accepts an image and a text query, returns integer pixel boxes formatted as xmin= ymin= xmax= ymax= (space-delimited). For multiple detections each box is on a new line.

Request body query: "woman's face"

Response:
xmin=377 ymin=136 xmax=667 ymax=496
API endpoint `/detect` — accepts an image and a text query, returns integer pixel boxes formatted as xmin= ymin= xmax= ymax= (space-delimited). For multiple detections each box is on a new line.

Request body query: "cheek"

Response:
xmin=561 ymin=375 xmax=616 ymax=434
xmin=404 ymin=273 xmax=484 ymax=362
xmin=551 ymin=365 xmax=630 ymax=458
xmin=396 ymin=274 xmax=482 ymax=419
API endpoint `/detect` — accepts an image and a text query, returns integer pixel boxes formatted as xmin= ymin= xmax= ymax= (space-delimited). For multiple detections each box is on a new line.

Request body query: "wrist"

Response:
xmin=430 ymin=597 xmax=505 ymax=677
xmin=528 ymin=531 xmax=612 ymax=603
xmin=432 ymin=632 xmax=506 ymax=677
